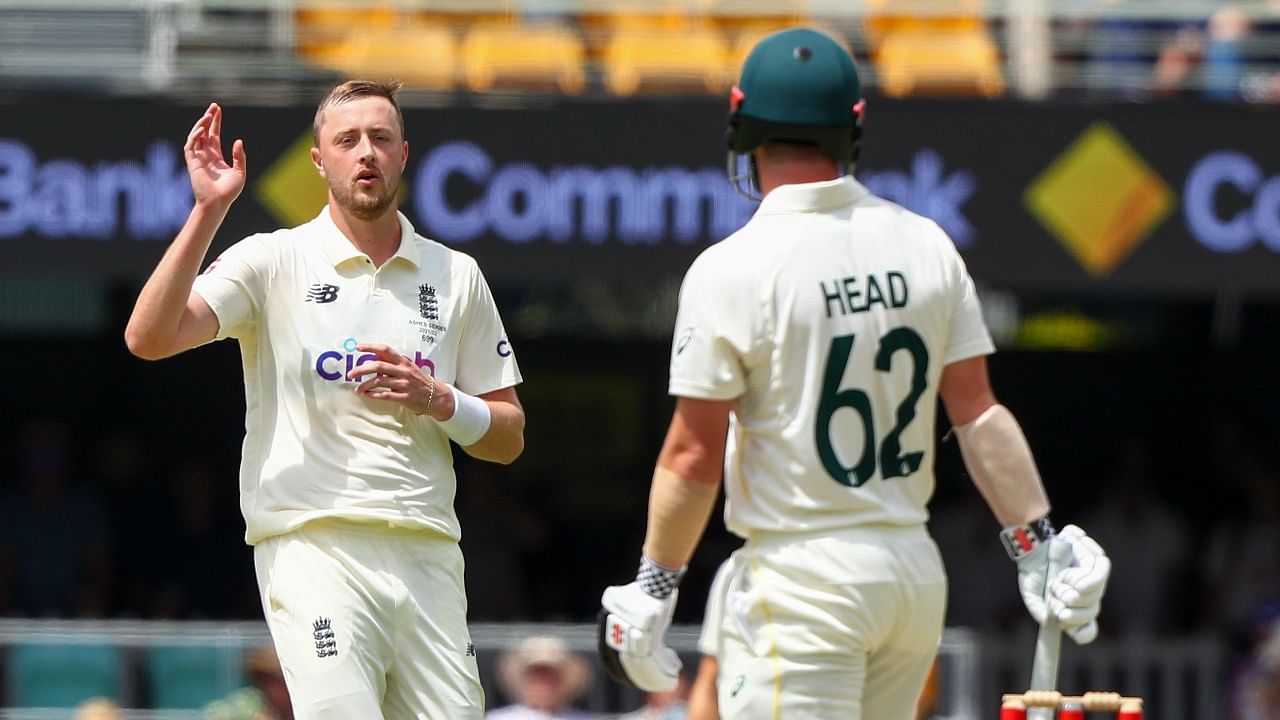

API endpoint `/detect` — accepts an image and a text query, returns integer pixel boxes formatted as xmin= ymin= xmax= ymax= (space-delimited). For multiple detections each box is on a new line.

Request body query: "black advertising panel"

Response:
xmin=0 ymin=96 xmax=1277 ymax=298
xmin=861 ymin=99 xmax=1280 ymax=298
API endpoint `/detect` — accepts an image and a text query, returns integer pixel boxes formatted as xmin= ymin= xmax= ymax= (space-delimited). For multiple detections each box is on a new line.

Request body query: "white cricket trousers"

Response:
xmin=713 ymin=524 xmax=947 ymax=720
xmin=254 ymin=519 xmax=484 ymax=719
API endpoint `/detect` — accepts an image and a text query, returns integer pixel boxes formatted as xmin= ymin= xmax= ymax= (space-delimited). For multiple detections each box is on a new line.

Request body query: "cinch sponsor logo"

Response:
xmin=1025 ymin=122 xmax=1174 ymax=277
xmin=0 ymin=139 xmax=192 ymax=239
xmin=1184 ymin=150 xmax=1280 ymax=253
xmin=314 ymin=338 xmax=434 ymax=382
xmin=413 ymin=140 xmax=755 ymax=245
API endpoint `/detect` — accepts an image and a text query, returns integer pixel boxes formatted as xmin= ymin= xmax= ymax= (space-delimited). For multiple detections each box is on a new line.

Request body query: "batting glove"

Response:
xmin=1048 ymin=524 xmax=1110 ymax=643
xmin=1006 ymin=521 xmax=1111 ymax=644
xmin=598 ymin=581 xmax=682 ymax=692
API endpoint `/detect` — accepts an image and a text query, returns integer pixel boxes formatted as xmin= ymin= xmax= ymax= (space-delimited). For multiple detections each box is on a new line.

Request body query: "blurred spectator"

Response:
xmin=0 ymin=418 xmax=111 ymax=616
xmin=1152 ymin=23 xmax=1207 ymax=97
xmin=1154 ymin=3 xmax=1280 ymax=102
xmin=1154 ymin=6 xmax=1248 ymax=99
xmin=610 ymin=671 xmax=689 ymax=719
xmin=74 ymin=698 xmax=122 ymax=720
xmin=488 ymin=635 xmax=595 ymax=719
xmin=1224 ymin=603 xmax=1280 ymax=720
xmin=1218 ymin=1 xmax=1280 ymax=103
xmin=1202 ymin=6 xmax=1252 ymax=100
xmin=202 ymin=644 xmax=293 ymax=720
xmin=1079 ymin=437 xmax=1194 ymax=636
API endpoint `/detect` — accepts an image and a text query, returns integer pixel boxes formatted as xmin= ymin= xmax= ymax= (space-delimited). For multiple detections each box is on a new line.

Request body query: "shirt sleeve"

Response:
xmin=667 ymin=254 xmax=756 ymax=401
xmin=942 ymin=243 xmax=995 ymax=364
xmin=191 ymin=235 xmax=270 ymax=341
xmin=454 ymin=262 xmax=522 ymax=395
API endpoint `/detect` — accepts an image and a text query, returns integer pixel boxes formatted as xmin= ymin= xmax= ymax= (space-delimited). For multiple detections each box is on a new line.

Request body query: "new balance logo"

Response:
xmin=465 ymin=643 xmax=476 ymax=657
xmin=306 ymin=284 xmax=340 ymax=304
xmin=313 ymin=616 xmax=337 ymax=658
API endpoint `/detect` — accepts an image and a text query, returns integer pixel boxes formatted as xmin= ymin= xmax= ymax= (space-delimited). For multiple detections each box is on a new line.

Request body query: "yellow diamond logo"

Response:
xmin=1025 ymin=122 xmax=1175 ymax=277
xmin=255 ymin=131 xmax=328 ymax=228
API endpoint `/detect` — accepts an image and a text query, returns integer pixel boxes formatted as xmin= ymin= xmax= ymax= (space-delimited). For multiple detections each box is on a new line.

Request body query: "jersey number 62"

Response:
xmin=815 ymin=328 xmax=929 ymax=487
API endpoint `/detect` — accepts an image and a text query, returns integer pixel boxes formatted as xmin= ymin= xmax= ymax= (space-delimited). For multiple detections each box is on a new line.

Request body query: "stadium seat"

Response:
xmin=146 ymin=644 xmax=247 ymax=709
xmin=6 ymin=643 xmax=124 ymax=708
xmin=602 ymin=24 xmax=731 ymax=95
xmin=294 ymin=3 xmax=397 ymax=66
xmin=864 ymin=0 xmax=1006 ymax=97
xmin=582 ymin=2 xmax=691 ymax=34
xmin=317 ymin=23 xmax=458 ymax=91
xmin=576 ymin=0 xmax=733 ymax=95
xmin=459 ymin=21 xmax=587 ymax=94
xmin=705 ymin=0 xmax=807 ymax=40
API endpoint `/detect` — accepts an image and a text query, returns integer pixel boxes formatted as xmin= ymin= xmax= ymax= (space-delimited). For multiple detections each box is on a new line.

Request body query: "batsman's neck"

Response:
xmin=755 ymin=144 xmax=840 ymax=196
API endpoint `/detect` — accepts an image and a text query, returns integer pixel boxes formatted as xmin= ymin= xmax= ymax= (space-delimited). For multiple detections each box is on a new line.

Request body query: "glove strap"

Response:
xmin=636 ymin=555 xmax=685 ymax=599
xmin=1000 ymin=515 xmax=1056 ymax=561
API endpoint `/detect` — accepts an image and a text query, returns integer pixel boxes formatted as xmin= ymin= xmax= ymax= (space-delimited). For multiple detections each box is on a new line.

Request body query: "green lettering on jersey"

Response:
xmin=814 ymin=326 xmax=929 ymax=487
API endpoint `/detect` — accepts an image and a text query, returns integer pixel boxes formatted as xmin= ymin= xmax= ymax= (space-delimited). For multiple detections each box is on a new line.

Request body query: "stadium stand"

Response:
xmin=0 ymin=0 xmax=1274 ymax=101
xmin=594 ymin=3 xmax=733 ymax=95
xmin=6 ymin=643 xmax=124 ymax=709
xmin=0 ymin=6 xmax=154 ymax=89
xmin=862 ymin=0 xmax=1006 ymax=97
xmin=311 ymin=21 xmax=459 ymax=91
xmin=0 ymin=620 xmax=1228 ymax=720
xmin=143 ymin=645 xmax=245 ymax=710
xmin=459 ymin=19 xmax=588 ymax=94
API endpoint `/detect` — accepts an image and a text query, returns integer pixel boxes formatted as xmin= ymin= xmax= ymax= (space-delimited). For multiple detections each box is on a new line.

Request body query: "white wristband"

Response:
xmin=438 ymin=388 xmax=491 ymax=446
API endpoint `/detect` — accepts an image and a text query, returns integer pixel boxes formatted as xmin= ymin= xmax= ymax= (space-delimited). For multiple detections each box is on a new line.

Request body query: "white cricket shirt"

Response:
xmin=193 ymin=207 xmax=521 ymax=545
xmin=669 ymin=177 xmax=993 ymax=537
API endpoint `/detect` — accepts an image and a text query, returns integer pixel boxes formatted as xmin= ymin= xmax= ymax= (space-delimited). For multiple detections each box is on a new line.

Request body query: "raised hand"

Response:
xmin=185 ymin=103 xmax=246 ymax=210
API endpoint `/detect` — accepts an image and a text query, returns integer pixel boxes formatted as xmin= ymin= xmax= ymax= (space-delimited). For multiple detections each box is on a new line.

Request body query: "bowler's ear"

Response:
xmin=311 ymin=146 xmax=324 ymax=176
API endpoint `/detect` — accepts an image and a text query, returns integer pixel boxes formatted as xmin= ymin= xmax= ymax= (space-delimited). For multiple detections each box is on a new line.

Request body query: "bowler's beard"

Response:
xmin=330 ymin=173 xmax=399 ymax=221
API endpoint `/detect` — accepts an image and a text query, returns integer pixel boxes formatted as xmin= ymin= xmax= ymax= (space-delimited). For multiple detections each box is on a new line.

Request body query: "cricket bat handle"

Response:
xmin=1028 ymin=618 xmax=1062 ymax=719
xmin=1027 ymin=537 xmax=1068 ymax=720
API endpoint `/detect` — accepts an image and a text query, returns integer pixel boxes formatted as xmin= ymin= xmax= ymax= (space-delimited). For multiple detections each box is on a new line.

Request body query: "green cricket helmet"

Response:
xmin=725 ymin=28 xmax=866 ymax=194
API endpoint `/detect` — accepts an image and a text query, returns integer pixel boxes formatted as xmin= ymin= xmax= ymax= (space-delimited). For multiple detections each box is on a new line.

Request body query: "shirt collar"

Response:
xmin=755 ymin=176 xmax=868 ymax=215
xmin=316 ymin=206 xmax=421 ymax=269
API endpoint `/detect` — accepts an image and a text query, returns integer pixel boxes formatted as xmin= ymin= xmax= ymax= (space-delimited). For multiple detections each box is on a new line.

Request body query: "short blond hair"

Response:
xmin=313 ymin=79 xmax=405 ymax=145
